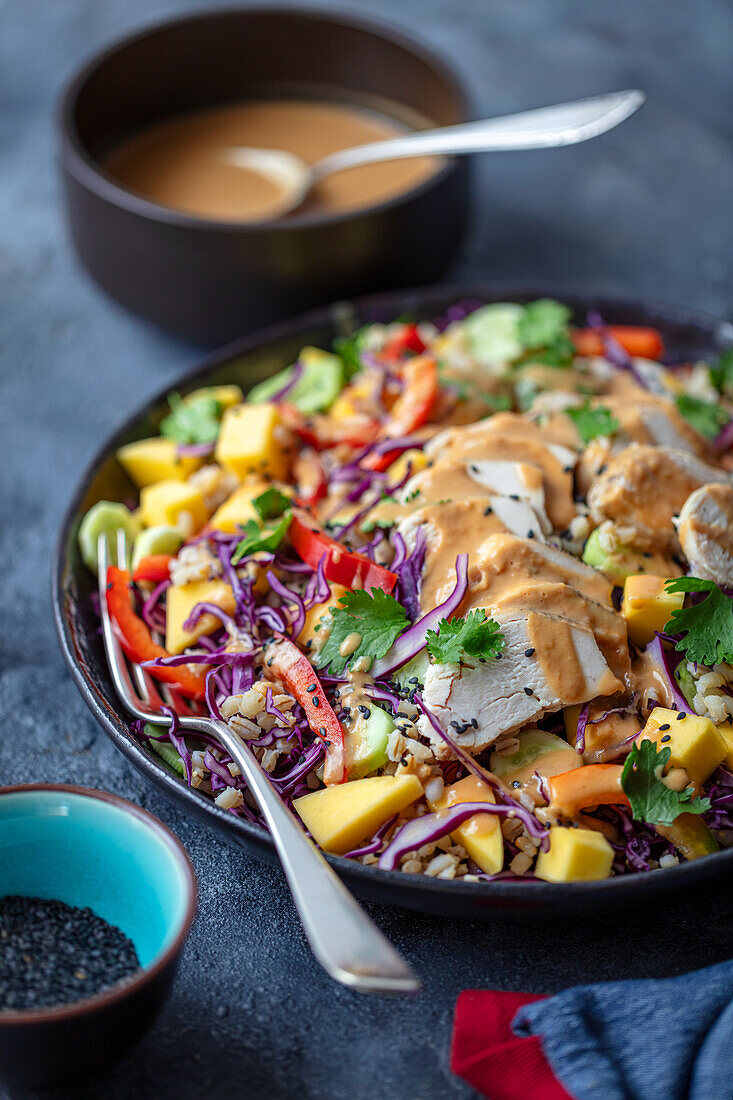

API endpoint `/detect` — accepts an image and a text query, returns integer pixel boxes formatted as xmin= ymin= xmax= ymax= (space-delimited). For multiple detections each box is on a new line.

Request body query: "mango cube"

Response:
xmin=534 ymin=826 xmax=614 ymax=883
xmin=386 ymin=448 xmax=429 ymax=483
xmin=717 ymin=724 xmax=733 ymax=770
xmin=209 ymin=482 xmax=269 ymax=534
xmin=166 ymin=579 xmax=236 ymax=655
xmin=117 ymin=437 xmax=203 ymax=488
xmin=215 ymin=402 xmax=288 ymax=480
xmin=184 ymin=384 xmax=242 ymax=410
xmin=639 ymin=707 xmax=727 ymax=785
xmin=293 ymin=774 xmax=423 ymax=855
xmin=139 ymin=479 xmax=208 ymax=533
xmin=621 ymin=575 xmax=684 ymax=647
xmin=300 ymin=584 xmax=349 ymax=651
xmin=427 ymin=774 xmax=503 ymax=875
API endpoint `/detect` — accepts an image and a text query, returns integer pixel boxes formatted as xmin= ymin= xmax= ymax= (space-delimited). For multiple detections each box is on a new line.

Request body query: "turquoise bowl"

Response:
xmin=0 ymin=785 xmax=197 ymax=1088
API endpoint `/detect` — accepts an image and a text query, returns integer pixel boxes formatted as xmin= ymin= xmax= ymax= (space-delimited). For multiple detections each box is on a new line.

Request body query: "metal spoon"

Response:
xmin=227 ymin=89 xmax=644 ymax=217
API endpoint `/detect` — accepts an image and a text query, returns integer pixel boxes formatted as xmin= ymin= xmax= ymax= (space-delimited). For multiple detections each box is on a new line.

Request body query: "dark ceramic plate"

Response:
xmin=53 ymin=282 xmax=733 ymax=918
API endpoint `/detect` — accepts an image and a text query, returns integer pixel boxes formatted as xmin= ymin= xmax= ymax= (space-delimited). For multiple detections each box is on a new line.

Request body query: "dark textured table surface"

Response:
xmin=2 ymin=1 xmax=732 ymax=1097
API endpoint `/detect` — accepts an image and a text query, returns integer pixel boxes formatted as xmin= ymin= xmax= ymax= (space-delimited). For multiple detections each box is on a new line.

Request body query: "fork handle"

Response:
xmin=197 ymin=718 xmax=421 ymax=994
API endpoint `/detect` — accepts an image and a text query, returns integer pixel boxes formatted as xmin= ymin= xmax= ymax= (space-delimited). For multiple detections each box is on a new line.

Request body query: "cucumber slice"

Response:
xmin=674 ymin=662 xmax=697 ymax=709
xmin=462 ymin=303 xmax=524 ymax=366
xmin=78 ymin=501 xmax=140 ymax=574
xmin=391 ymin=651 xmax=430 ymax=690
xmin=144 ymin=723 xmax=186 ymax=778
xmin=344 ymin=703 xmax=394 ymax=780
xmin=131 ymin=525 xmax=183 ymax=570
xmin=248 ymin=348 xmax=343 ymax=414
xmin=491 ymin=729 xmax=581 ymax=786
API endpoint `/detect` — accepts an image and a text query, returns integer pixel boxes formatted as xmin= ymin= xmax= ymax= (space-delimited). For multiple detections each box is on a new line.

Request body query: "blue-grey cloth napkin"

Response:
xmin=514 ymin=958 xmax=733 ymax=1100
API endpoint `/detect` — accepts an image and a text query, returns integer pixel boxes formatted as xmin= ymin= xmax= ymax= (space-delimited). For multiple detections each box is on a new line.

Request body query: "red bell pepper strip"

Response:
xmin=280 ymin=402 xmax=379 ymax=452
xmin=380 ymin=323 xmax=426 ymax=360
xmin=266 ymin=635 xmax=345 ymax=784
xmin=363 ymin=354 xmax=438 ymax=472
xmin=290 ymin=509 xmax=398 ymax=594
xmin=572 ymin=326 xmax=665 ymax=361
xmin=106 ymin=566 xmax=206 ymax=700
xmin=132 ymin=554 xmax=174 ymax=585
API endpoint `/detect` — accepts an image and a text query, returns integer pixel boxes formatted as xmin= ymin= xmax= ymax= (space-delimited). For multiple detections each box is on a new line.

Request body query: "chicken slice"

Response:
xmin=464 ymin=460 xmax=551 ymax=533
xmin=675 ymin=482 xmax=733 ymax=584
xmin=587 ymin=444 xmax=730 ymax=550
xmin=419 ymin=611 xmax=622 ymax=758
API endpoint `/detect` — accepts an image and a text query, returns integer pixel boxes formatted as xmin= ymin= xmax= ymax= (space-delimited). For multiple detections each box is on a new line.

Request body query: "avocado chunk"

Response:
xmin=582 ymin=526 xmax=652 ymax=582
xmin=248 ymin=347 xmax=343 ymax=414
xmin=344 ymin=703 xmax=394 ymax=780
xmin=490 ymin=729 xmax=581 ymax=786
xmin=655 ymin=814 xmax=719 ymax=860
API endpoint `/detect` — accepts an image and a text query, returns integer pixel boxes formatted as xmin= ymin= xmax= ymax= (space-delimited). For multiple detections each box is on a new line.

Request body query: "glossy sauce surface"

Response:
xmin=103 ymin=99 xmax=439 ymax=222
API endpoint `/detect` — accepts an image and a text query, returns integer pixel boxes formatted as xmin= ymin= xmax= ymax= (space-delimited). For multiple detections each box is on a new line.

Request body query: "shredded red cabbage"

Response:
xmin=379 ymin=801 xmax=532 ymax=871
xmin=393 ymin=526 xmax=426 ymax=622
xmin=371 ymin=553 xmax=469 ymax=677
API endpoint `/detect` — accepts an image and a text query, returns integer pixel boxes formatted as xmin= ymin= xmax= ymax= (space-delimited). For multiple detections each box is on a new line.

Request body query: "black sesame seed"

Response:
xmin=312 ymin=697 xmax=320 ymax=707
xmin=524 ymin=687 xmax=533 ymax=696
xmin=598 ymin=464 xmax=607 ymax=475
xmin=450 ymin=720 xmax=461 ymax=729
xmin=0 ymin=896 xmax=139 ymax=1011
xmin=527 ymin=529 xmax=535 ymax=539
xmin=409 ymin=677 xmax=419 ymax=685
xmin=319 ymin=726 xmax=326 ymax=736
xmin=471 ymin=718 xmax=478 ymax=728
xmin=358 ymin=705 xmax=371 ymax=718
xmin=676 ymin=712 xmax=687 ymax=720
xmin=661 ymin=734 xmax=671 ymax=743
xmin=512 ymin=780 xmax=521 ymax=789
xmin=484 ymin=505 xmax=493 ymax=516
xmin=306 ymin=683 xmax=317 ymax=693
xmin=509 ymin=494 xmax=520 ymax=501
xmin=658 ymin=723 xmax=670 ymax=731
xmin=524 ymin=648 xmax=536 ymax=658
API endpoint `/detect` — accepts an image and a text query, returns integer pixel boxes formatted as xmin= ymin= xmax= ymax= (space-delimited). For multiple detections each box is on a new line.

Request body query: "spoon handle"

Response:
xmin=188 ymin=716 xmax=421 ymax=994
xmin=312 ymin=90 xmax=644 ymax=182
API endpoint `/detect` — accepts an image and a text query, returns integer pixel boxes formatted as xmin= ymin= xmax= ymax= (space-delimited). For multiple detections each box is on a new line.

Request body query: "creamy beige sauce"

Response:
xmin=527 ymin=612 xmax=587 ymax=701
xmin=589 ymin=444 xmax=708 ymax=548
xmin=103 ymin=99 xmax=439 ymax=221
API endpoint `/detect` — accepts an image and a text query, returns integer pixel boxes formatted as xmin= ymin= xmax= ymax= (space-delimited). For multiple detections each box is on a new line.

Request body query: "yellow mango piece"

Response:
xmin=215 ymin=402 xmax=288 ymax=480
xmin=535 ymin=825 xmax=614 ymax=883
xmin=639 ymin=707 xmax=727 ymax=785
xmin=117 ymin=438 xmax=203 ymax=488
xmin=717 ymin=724 xmax=733 ymax=770
xmin=139 ymin=479 xmax=208 ymax=533
xmin=209 ymin=481 xmax=270 ymax=533
xmin=299 ymin=584 xmax=349 ymax=651
xmin=386 ymin=448 xmax=429 ymax=483
xmin=564 ymin=704 xmax=582 ymax=744
xmin=294 ymin=774 xmax=423 ymax=855
xmin=621 ymin=575 xmax=684 ymax=647
xmin=427 ymin=774 xmax=503 ymax=875
xmin=329 ymin=375 xmax=376 ymax=421
xmin=184 ymin=384 xmax=242 ymax=410
xmin=166 ymin=579 xmax=236 ymax=655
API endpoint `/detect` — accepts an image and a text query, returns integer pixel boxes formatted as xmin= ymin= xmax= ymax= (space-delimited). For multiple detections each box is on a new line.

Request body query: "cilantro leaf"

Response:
xmin=253 ymin=487 xmax=291 ymax=521
xmin=621 ymin=739 xmax=710 ymax=826
xmin=426 ymin=610 xmax=505 ymax=665
xmin=517 ymin=299 xmax=572 ymax=348
xmin=566 ymin=402 xmax=620 ymax=445
xmin=315 ymin=588 xmax=408 ymax=674
xmin=675 ymin=394 xmax=728 ymax=441
xmin=231 ymin=513 xmax=291 ymax=563
xmin=710 ymin=348 xmax=733 ymax=396
xmin=333 ymin=326 xmax=370 ymax=381
xmin=664 ymin=577 xmax=733 ymax=666
xmin=160 ymin=392 xmax=222 ymax=445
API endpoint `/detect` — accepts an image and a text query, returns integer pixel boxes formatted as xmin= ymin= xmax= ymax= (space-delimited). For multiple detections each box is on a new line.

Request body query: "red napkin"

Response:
xmin=451 ymin=990 xmax=575 ymax=1100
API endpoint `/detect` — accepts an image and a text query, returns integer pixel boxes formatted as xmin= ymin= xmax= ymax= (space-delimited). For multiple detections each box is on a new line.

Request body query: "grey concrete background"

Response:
xmin=1 ymin=1 xmax=732 ymax=1097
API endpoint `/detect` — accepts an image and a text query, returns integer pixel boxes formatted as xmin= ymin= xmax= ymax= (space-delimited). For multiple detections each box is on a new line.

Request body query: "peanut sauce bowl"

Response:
xmin=0 ymin=784 xmax=196 ymax=1088
xmin=57 ymin=7 xmax=471 ymax=345
xmin=52 ymin=282 xmax=733 ymax=920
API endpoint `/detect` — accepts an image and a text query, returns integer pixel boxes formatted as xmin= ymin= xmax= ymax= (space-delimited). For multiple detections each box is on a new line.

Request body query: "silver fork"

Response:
xmin=98 ymin=530 xmax=420 ymax=994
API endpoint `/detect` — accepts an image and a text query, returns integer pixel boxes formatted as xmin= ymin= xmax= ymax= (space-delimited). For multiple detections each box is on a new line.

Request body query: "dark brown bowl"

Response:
xmin=0 ymin=784 xmax=196 ymax=1089
xmin=57 ymin=7 xmax=471 ymax=345
xmin=52 ymin=281 xmax=733 ymax=920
